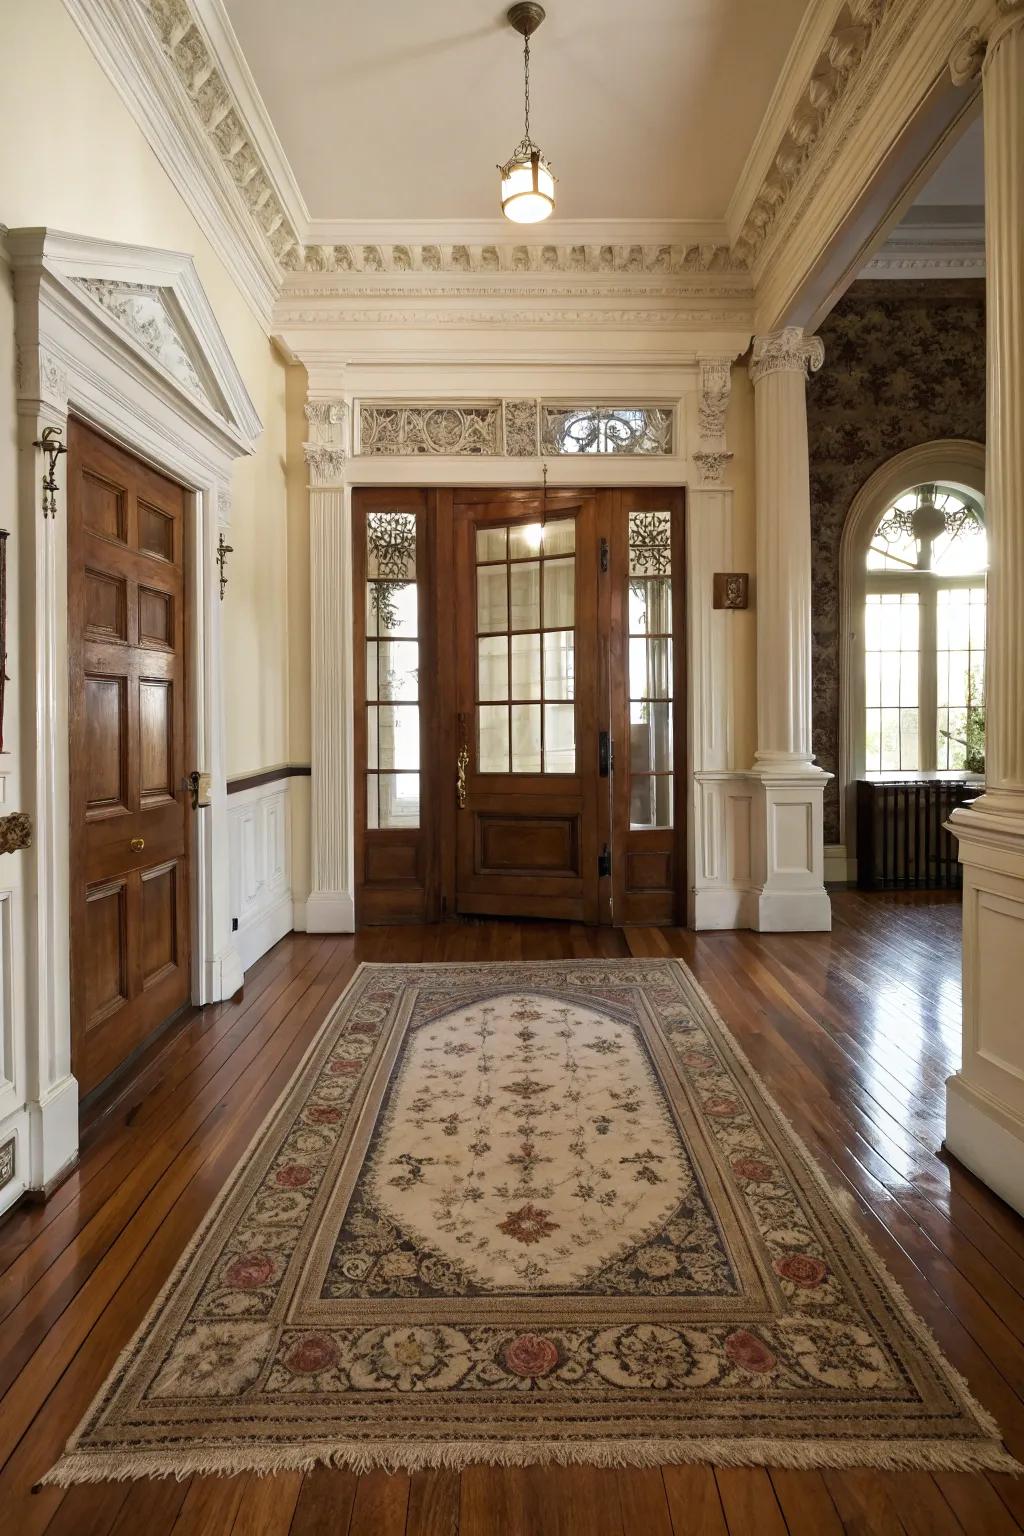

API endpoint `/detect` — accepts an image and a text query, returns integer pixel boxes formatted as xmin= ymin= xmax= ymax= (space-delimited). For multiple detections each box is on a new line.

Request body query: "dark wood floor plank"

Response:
xmin=769 ymin=1468 xmax=844 ymax=1534
xmin=714 ymin=1468 xmax=787 ymax=1535
xmin=348 ymin=1470 xmax=410 ymax=1536
xmin=168 ymin=1475 xmax=248 ymax=1536
xmin=822 ymin=1469 xmax=909 ymax=1534
xmin=662 ymin=1464 xmax=728 ymax=1534
xmin=934 ymin=1472 xmax=1021 ymax=1534
xmin=288 ymin=1465 xmax=358 ymax=1535
xmin=107 ymin=1476 xmax=193 ymax=1536
xmin=874 ymin=1472 xmax=967 ymax=1535
xmin=232 ymin=1469 xmax=304 ymax=1535
xmin=42 ymin=1480 xmax=129 ymax=1536
xmin=404 ymin=1468 xmax=459 ymax=1536
xmin=616 ymin=1467 xmax=674 ymax=1536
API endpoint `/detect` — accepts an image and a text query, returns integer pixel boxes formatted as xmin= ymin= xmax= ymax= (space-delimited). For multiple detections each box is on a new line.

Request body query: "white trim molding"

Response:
xmin=5 ymin=225 xmax=259 ymax=1195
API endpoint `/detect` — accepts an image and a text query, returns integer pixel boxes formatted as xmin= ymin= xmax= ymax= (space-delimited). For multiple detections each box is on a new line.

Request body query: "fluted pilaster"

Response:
xmin=749 ymin=328 xmax=825 ymax=770
xmin=979 ymin=3 xmax=1024 ymax=814
xmin=305 ymin=397 xmax=354 ymax=932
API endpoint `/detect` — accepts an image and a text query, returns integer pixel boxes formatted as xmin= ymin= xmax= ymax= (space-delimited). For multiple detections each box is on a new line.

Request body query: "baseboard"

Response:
xmin=306 ymin=890 xmax=356 ymax=933
xmin=26 ymin=1073 xmax=79 ymax=1192
xmin=691 ymin=886 xmax=758 ymax=931
xmin=237 ymin=888 xmax=293 ymax=973
xmin=292 ymin=895 xmax=308 ymax=932
xmin=824 ymin=843 xmax=856 ymax=885
xmin=946 ymin=1073 xmax=1024 ymax=1219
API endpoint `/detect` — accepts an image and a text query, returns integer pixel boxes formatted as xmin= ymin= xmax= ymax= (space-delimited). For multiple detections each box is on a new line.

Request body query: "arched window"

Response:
xmin=837 ymin=441 xmax=987 ymax=866
xmin=863 ymin=482 xmax=986 ymax=776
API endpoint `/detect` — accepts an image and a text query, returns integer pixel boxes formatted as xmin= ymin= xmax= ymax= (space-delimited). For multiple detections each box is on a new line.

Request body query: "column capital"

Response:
xmin=749 ymin=328 xmax=825 ymax=386
xmin=304 ymin=445 xmax=347 ymax=488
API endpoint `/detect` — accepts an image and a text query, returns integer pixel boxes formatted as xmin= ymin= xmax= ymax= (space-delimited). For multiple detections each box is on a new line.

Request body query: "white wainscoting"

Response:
xmin=227 ymin=777 xmax=295 ymax=974
xmin=0 ymin=888 xmax=28 ymax=1218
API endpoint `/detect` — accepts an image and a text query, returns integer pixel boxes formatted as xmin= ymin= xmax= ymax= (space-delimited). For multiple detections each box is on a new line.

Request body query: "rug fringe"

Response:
xmin=41 ymin=1434 xmax=1023 ymax=1486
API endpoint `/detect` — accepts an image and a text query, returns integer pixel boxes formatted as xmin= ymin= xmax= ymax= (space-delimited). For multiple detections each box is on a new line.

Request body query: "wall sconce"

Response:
xmin=32 ymin=425 xmax=67 ymax=520
xmin=217 ymin=531 xmax=233 ymax=601
xmin=713 ymin=573 xmax=750 ymax=610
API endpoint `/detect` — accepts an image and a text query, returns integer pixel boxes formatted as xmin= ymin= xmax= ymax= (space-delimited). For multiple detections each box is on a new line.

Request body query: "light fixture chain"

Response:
xmin=523 ymin=34 xmax=531 ymax=140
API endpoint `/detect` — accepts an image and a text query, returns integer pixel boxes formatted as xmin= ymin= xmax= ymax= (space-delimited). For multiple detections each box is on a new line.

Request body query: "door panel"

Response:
xmin=69 ymin=420 xmax=191 ymax=1096
xmin=454 ymin=495 xmax=602 ymax=922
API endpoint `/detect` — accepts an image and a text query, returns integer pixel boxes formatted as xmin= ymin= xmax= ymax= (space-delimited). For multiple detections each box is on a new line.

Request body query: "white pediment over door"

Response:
xmin=15 ymin=229 xmax=263 ymax=450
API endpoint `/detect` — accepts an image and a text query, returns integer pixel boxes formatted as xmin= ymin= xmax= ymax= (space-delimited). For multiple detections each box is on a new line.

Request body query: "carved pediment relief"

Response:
xmin=73 ymin=277 xmax=228 ymax=417
xmin=5 ymin=227 xmax=262 ymax=447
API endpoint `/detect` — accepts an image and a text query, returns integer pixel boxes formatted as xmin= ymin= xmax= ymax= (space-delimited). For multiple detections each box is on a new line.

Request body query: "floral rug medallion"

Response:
xmin=47 ymin=961 xmax=1018 ymax=1482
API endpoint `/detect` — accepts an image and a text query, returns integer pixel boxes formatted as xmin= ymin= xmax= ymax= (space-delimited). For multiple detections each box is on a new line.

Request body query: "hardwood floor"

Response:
xmin=3 ymin=891 xmax=1024 ymax=1534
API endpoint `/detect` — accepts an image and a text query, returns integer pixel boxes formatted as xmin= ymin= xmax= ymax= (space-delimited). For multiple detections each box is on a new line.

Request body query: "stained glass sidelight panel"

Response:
xmin=628 ymin=511 xmax=674 ymax=827
xmin=475 ymin=518 xmax=577 ymax=773
xmin=366 ymin=511 xmax=420 ymax=828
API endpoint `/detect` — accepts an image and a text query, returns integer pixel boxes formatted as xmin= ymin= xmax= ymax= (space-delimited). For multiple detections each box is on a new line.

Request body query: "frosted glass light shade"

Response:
xmin=500 ymin=150 xmax=555 ymax=223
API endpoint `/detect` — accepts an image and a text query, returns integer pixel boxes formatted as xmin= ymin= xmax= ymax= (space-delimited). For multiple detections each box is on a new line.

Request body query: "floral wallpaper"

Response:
xmin=807 ymin=280 xmax=986 ymax=844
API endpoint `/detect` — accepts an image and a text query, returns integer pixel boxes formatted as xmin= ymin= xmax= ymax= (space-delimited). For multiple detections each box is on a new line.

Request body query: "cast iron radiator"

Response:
xmin=855 ymin=780 xmax=978 ymax=890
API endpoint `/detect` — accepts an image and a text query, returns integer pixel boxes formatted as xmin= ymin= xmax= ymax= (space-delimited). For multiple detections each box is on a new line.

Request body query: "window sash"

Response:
xmin=863 ymin=575 xmax=986 ymax=777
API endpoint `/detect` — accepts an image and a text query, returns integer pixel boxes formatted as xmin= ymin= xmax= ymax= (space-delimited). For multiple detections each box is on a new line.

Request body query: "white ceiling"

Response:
xmin=914 ymin=116 xmax=984 ymax=209
xmin=223 ymin=0 xmax=811 ymax=223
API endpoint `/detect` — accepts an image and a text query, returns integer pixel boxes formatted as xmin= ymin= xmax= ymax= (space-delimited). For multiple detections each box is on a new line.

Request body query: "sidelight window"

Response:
xmin=627 ymin=511 xmax=674 ymax=827
xmin=475 ymin=518 xmax=577 ymax=773
xmin=365 ymin=510 xmax=420 ymax=826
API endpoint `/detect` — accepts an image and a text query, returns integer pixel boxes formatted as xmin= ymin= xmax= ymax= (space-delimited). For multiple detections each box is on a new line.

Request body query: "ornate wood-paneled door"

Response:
xmin=353 ymin=486 xmax=684 ymax=927
xmin=68 ymin=420 xmax=191 ymax=1096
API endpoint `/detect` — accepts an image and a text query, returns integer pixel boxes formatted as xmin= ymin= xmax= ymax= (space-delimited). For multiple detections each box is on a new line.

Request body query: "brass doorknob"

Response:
xmin=130 ymin=837 xmax=145 ymax=852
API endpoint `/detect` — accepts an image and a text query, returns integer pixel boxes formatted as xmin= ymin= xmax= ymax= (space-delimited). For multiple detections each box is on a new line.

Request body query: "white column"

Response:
xmin=748 ymin=329 xmax=831 ymax=932
xmin=946 ymin=0 xmax=1024 ymax=1216
xmin=304 ymin=401 xmax=355 ymax=932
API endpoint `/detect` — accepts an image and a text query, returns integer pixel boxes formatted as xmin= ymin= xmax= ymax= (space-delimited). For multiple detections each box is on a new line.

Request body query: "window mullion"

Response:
xmin=920 ymin=586 xmax=938 ymax=774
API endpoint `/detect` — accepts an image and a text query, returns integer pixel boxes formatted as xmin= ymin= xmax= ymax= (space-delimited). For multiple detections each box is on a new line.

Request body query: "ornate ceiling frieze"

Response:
xmin=732 ymin=0 xmax=896 ymax=270
xmin=302 ymin=242 xmax=747 ymax=276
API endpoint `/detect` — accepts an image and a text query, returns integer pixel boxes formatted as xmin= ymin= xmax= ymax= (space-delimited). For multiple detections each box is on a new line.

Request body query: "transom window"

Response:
xmin=863 ymin=483 xmax=986 ymax=776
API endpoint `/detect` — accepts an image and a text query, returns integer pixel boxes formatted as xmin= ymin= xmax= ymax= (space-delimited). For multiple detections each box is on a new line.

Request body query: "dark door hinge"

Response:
xmin=600 ymin=536 xmax=609 ymax=573
xmin=598 ymin=844 xmax=612 ymax=878
xmin=598 ymin=730 xmax=612 ymax=777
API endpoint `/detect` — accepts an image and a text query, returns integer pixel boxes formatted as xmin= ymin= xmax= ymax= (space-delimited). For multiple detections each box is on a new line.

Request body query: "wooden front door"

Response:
xmin=68 ymin=420 xmax=191 ymax=1096
xmin=453 ymin=493 xmax=603 ymax=922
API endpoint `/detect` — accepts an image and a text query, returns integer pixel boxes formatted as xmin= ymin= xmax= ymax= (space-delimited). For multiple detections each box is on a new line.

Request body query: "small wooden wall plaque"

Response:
xmin=713 ymin=573 xmax=749 ymax=610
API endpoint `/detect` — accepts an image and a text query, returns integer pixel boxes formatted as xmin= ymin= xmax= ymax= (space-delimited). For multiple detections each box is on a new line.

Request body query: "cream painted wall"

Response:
xmin=726 ymin=364 xmax=757 ymax=771
xmin=0 ymin=0 xmax=290 ymax=781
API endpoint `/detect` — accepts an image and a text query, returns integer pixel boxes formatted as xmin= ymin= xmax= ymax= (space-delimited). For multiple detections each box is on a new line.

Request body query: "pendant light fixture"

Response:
xmin=498 ymin=3 xmax=555 ymax=224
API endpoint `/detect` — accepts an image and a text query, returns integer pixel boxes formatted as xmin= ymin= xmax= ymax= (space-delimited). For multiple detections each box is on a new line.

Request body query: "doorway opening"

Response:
xmin=353 ymin=486 xmax=685 ymax=926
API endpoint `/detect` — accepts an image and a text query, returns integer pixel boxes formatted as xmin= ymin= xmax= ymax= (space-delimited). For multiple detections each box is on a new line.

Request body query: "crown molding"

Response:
xmin=860 ymin=213 xmax=985 ymax=277
xmin=189 ymin=0 xmax=310 ymax=237
xmin=726 ymin=0 xmax=847 ymax=248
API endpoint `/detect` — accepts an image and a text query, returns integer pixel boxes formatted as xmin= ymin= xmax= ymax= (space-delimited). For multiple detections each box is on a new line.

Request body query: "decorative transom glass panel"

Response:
xmin=864 ymin=593 xmax=920 ymax=773
xmin=867 ymin=484 xmax=986 ymax=574
xmin=366 ymin=511 xmax=420 ymax=826
xmin=542 ymin=406 xmax=673 ymax=456
xmin=476 ymin=518 xmax=576 ymax=774
xmin=360 ymin=404 xmax=502 ymax=457
xmin=628 ymin=511 xmax=674 ymax=827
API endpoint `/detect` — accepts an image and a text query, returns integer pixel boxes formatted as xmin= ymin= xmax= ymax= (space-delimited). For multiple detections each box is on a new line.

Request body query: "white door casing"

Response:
xmin=6 ymin=227 xmax=260 ymax=1202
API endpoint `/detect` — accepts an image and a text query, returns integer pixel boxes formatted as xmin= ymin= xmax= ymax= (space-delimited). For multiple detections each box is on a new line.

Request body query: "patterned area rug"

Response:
xmin=47 ymin=960 xmax=1018 ymax=1482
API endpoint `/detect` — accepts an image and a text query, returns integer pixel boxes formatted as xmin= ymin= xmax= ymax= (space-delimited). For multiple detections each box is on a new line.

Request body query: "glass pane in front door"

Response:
xmin=474 ymin=517 xmax=577 ymax=774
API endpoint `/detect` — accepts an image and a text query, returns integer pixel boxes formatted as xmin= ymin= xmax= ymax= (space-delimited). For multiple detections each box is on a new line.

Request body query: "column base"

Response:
xmin=944 ymin=803 xmax=1024 ymax=1216
xmin=306 ymin=890 xmax=356 ymax=933
xmin=751 ymin=768 xmax=832 ymax=933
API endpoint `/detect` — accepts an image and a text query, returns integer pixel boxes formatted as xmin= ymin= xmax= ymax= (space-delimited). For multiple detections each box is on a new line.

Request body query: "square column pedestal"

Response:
xmin=753 ymin=769 xmax=832 ymax=932
xmin=945 ymin=814 xmax=1024 ymax=1218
